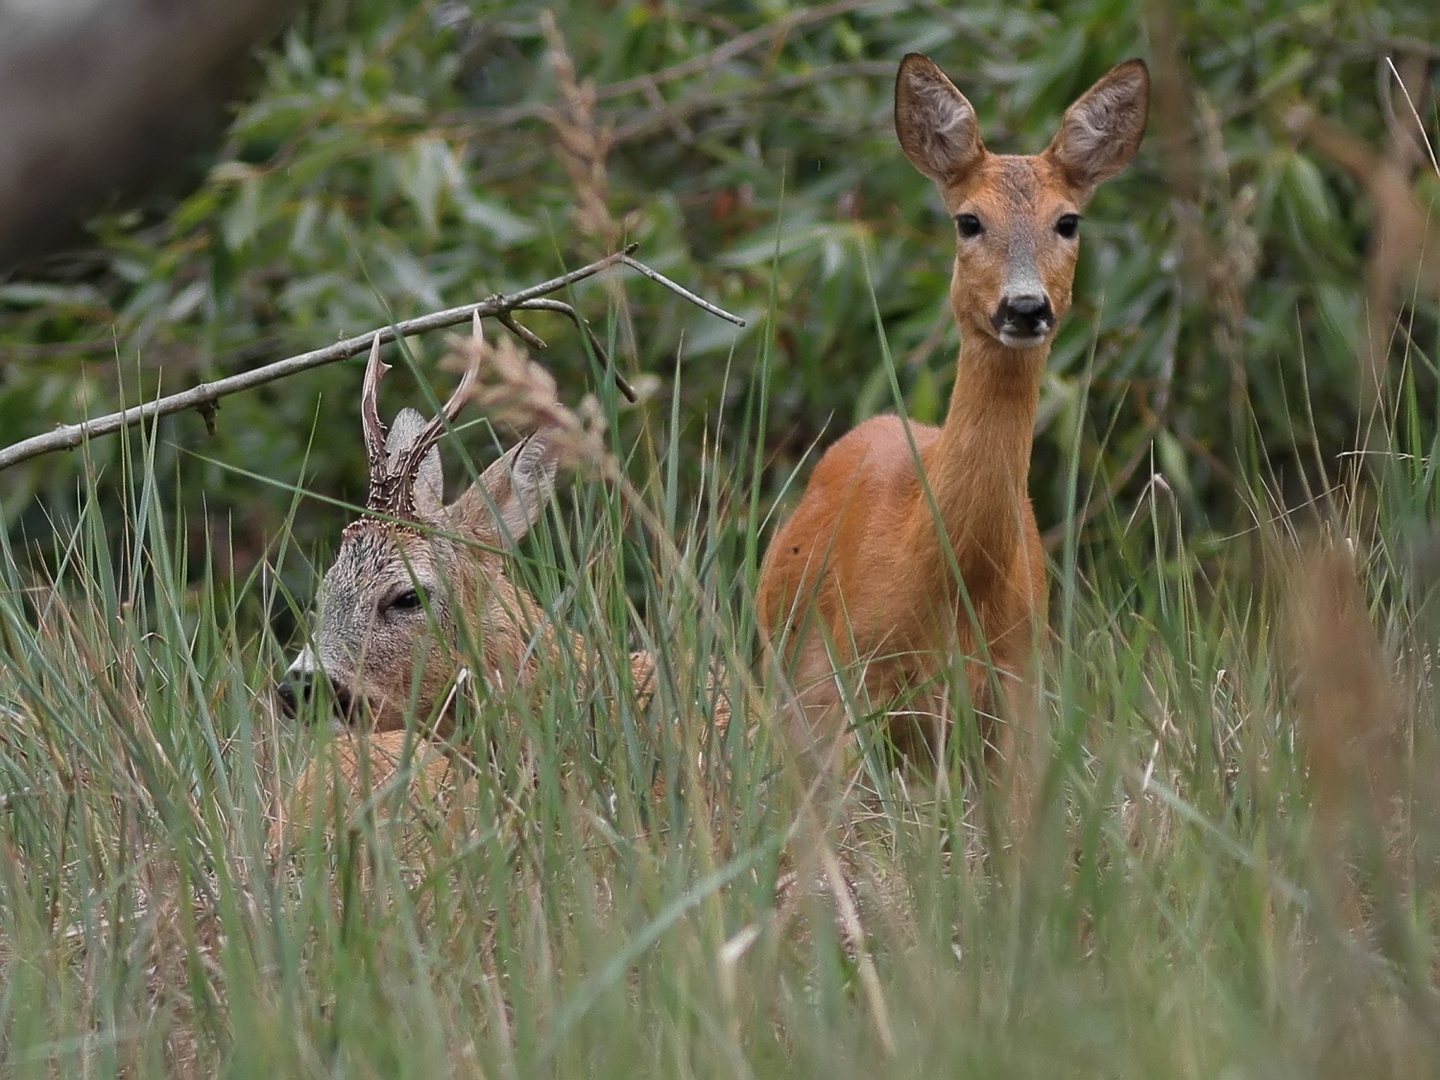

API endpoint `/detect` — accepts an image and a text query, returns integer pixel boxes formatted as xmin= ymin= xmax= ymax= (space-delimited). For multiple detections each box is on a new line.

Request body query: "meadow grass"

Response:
xmin=2 ymin=318 xmax=1439 ymax=1079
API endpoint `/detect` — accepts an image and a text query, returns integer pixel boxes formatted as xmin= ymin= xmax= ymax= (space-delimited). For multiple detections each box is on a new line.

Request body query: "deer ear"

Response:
xmin=1045 ymin=59 xmax=1149 ymax=197
xmin=385 ymin=407 xmax=445 ymax=518
xmin=459 ymin=434 xmax=558 ymax=547
xmin=894 ymin=53 xmax=984 ymax=185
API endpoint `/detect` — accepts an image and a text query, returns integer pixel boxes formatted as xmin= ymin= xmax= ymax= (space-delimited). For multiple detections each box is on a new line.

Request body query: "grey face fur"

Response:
xmin=277 ymin=338 xmax=557 ymax=732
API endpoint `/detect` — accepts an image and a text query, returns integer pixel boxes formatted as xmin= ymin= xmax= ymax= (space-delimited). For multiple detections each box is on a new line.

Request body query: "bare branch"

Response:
xmin=610 ymin=61 xmax=894 ymax=146
xmin=0 ymin=247 xmax=745 ymax=472
xmin=619 ymin=257 xmax=747 ymax=326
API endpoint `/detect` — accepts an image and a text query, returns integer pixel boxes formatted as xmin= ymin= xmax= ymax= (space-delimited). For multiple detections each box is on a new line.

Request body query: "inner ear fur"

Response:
xmin=453 ymin=434 xmax=559 ymax=548
xmin=894 ymin=52 xmax=986 ymax=185
xmin=1045 ymin=58 xmax=1150 ymax=196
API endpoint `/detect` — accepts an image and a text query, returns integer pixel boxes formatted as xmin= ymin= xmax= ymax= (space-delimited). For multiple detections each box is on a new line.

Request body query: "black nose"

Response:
xmin=275 ymin=671 xmax=309 ymax=718
xmin=275 ymin=671 xmax=355 ymax=720
xmin=993 ymin=294 xmax=1053 ymax=337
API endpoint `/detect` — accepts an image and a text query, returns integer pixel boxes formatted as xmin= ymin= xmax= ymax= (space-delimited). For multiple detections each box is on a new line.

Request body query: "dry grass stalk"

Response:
xmin=440 ymin=327 xmax=614 ymax=478
xmin=1282 ymin=54 xmax=1440 ymax=428
xmin=1283 ymin=541 xmax=1406 ymax=933
xmin=538 ymin=9 xmax=641 ymax=359
xmin=540 ymin=9 xmax=621 ymax=248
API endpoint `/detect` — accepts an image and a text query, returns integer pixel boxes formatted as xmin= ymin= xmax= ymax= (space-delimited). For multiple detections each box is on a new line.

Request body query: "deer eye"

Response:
xmin=1055 ymin=213 xmax=1081 ymax=239
xmin=385 ymin=588 xmax=425 ymax=615
xmin=955 ymin=213 xmax=983 ymax=239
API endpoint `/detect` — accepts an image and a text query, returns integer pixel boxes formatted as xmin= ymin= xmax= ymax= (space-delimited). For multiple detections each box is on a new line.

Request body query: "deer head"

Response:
xmin=894 ymin=55 xmax=1149 ymax=354
xmin=277 ymin=321 xmax=559 ymax=732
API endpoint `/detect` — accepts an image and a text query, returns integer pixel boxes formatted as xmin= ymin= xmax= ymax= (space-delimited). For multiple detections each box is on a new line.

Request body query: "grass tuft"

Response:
xmin=5 ymin=306 xmax=1440 ymax=1077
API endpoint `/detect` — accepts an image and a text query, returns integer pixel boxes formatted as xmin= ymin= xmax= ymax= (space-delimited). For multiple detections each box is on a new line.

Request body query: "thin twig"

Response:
xmin=496 ymin=312 xmax=547 ymax=351
xmin=435 ymin=0 xmax=880 ymax=134
xmin=610 ymin=61 xmax=895 ymax=145
xmin=460 ymin=58 xmax=888 ymax=181
xmin=593 ymin=0 xmax=877 ymax=102
xmin=507 ymin=297 xmax=641 ymax=401
xmin=0 ymin=247 xmax=744 ymax=471
xmin=619 ymin=257 xmax=746 ymax=326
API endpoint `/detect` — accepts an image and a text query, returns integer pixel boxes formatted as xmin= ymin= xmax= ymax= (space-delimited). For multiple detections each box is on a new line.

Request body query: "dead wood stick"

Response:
xmin=0 ymin=246 xmax=745 ymax=472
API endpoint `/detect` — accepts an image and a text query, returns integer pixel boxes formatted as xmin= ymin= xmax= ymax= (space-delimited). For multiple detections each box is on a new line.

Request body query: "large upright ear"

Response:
xmin=384 ymin=407 xmax=445 ymax=518
xmin=1045 ymin=59 xmax=1150 ymax=197
xmin=894 ymin=53 xmax=984 ymax=185
xmin=458 ymin=434 xmax=558 ymax=547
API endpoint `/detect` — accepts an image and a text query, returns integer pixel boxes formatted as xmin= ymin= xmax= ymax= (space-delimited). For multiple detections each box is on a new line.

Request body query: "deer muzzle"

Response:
xmin=991 ymin=292 xmax=1054 ymax=347
xmin=277 ymin=653 xmax=356 ymax=721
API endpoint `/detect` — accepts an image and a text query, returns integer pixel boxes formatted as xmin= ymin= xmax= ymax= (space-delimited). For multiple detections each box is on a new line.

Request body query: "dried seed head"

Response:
xmin=540 ymin=9 xmax=618 ymax=246
xmin=439 ymin=327 xmax=613 ymax=476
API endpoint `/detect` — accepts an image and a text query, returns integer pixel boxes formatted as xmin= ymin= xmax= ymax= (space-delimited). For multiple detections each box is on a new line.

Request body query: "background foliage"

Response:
xmin=3 ymin=0 xmax=1436 ymax=573
xmin=4 ymin=2 xmax=1440 ymax=1076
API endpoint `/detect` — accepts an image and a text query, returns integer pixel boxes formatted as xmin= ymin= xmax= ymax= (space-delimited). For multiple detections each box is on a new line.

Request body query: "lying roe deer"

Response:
xmin=757 ymin=55 xmax=1149 ymax=786
xmin=267 ymin=728 xmax=465 ymax=854
xmin=275 ymin=322 xmax=572 ymax=731
xmin=272 ymin=320 xmax=724 ymax=846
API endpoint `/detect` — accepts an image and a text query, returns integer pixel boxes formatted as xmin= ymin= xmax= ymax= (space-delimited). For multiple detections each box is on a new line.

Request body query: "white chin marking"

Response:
xmin=998 ymin=330 xmax=1048 ymax=349
xmin=285 ymin=646 xmax=317 ymax=678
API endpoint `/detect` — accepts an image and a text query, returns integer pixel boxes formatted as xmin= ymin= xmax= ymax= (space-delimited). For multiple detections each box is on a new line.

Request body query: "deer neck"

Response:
xmin=911 ymin=331 xmax=1045 ymax=600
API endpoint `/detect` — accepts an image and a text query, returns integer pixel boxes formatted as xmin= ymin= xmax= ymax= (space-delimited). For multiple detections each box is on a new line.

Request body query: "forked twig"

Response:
xmin=0 ymin=247 xmax=744 ymax=471
xmin=504 ymin=296 xmax=639 ymax=400
xmin=619 ymin=257 xmax=746 ymax=326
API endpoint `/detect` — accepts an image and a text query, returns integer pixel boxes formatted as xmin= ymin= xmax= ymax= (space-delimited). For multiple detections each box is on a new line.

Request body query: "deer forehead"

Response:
xmin=321 ymin=525 xmax=447 ymax=598
xmin=942 ymin=154 xmax=1078 ymax=224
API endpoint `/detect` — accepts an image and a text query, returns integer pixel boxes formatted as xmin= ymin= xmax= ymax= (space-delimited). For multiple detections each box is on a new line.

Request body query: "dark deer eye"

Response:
xmin=1055 ymin=213 xmax=1081 ymax=239
xmin=386 ymin=588 xmax=424 ymax=614
xmin=955 ymin=213 xmax=983 ymax=239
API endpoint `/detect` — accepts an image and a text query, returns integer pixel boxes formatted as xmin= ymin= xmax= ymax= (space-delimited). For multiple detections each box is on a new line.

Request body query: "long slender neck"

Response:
xmin=908 ymin=331 xmax=1046 ymax=598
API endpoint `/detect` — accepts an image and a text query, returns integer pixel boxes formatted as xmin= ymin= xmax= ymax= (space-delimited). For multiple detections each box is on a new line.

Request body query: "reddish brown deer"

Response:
xmin=757 ymin=55 xmax=1149 ymax=790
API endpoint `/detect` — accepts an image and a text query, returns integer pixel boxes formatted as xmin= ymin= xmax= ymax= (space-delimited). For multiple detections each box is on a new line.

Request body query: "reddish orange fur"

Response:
xmin=758 ymin=54 xmax=1149 ymax=780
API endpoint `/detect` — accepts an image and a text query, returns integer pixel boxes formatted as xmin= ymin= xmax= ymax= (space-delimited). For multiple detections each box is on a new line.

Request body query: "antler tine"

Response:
xmin=390 ymin=316 xmax=487 ymax=515
xmin=360 ymin=333 xmax=391 ymax=465
xmin=415 ymin=314 xmax=485 ymax=447
xmin=360 ymin=333 xmax=395 ymax=507
xmin=439 ymin=312 xmax=486 ymax=423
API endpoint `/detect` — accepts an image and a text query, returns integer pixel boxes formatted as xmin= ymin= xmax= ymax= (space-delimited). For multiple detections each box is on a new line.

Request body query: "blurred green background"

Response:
xmin=1 ymin=0 xmax=1436 ymax=579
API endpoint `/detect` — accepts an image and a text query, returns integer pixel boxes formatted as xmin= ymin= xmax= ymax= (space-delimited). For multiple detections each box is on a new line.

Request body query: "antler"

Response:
xmin=360 ymin=333 xmax=392 ymax=499
xmin=365 ymin=313 xmax=485 ymax=519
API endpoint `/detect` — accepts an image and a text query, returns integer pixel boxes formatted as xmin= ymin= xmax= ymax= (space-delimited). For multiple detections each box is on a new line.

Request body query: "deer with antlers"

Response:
xmin=275 ymin=320 xmax=566 ymax=732
xmin=757 ymin=55 xmax=1149 ymax=799
xmin=270 ymin=318 xmax=728 ymax=847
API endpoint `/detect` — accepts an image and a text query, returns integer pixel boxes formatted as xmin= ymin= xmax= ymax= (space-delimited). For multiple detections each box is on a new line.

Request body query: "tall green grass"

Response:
xmin=2 ymin=307 xmax=1439 ymax=1078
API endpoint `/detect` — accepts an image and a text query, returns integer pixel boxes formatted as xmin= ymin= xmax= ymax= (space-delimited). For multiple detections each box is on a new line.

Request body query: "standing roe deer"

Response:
xmin=757 ymin=54 xmax=1149 ymax=787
